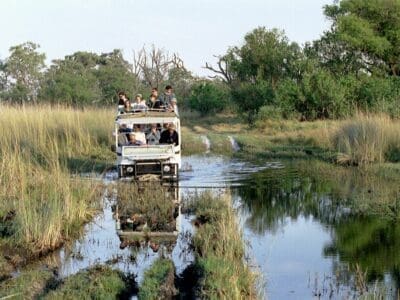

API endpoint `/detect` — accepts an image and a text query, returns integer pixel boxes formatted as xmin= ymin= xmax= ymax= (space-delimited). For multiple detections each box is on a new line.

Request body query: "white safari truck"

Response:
xmin=113 ymin=110 xmax=181 ymax=181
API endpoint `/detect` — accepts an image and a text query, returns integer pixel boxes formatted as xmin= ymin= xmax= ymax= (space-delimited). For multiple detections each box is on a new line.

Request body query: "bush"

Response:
xmin=255 ymin=105 xmax=283 ymax=122
xmin=188 ymin=81 xmax=229 ymax=116
xmin=231 ymin=80 xmax=275 ymax=123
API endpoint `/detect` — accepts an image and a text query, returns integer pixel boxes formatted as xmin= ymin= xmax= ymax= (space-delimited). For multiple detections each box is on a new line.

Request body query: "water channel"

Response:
xmin=35 ymin=154 xmax=400 ymax=299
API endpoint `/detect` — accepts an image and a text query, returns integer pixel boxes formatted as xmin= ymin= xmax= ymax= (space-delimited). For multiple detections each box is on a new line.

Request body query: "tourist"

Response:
xmin=146 ymin=124 xmax=160 ymax=145
xmin=132 ymin=93 xmax=147 ymax=111
xmin=133 ymin=124 xmax=146 ymax=145
xmin=160 ymin=85 xmax=176 ymax=107
xmin=159 ymin=123 xmax=179 ymax=146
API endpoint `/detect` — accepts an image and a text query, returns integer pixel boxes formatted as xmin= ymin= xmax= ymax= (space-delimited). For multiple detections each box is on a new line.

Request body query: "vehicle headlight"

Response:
xmin=126 ymin=166 xmax=134 ymax=173
xmin=163 ymin=165 xmax=171 ymax=172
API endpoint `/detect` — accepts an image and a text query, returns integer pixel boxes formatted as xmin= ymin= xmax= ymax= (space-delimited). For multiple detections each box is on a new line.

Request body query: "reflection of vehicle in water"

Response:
xmin=113 ymin=183 xmax=181 ymax=247
xmin=113 ymin=110 xmax=181 ymax=181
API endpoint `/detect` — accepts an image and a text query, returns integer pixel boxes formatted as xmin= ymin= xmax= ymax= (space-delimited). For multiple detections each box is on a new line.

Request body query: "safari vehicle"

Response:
xmin=113 ymin=110 xmax=181 ymax=181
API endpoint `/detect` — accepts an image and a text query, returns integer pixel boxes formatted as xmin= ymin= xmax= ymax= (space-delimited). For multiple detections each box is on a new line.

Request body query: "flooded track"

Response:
xmin=24 ymin=154 xmax=400 ymax=299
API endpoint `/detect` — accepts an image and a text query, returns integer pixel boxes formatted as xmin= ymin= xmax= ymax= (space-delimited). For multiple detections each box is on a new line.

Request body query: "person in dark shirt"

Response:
xmin=147 ymin=95 xmax=163 ymax=109
xmin=146 ymin=87 xmax=165 ymax=109
xmin=118 ymin=91 xmax=128 ymax=105
xmin=159 ymin=123 xmax=179 ymax=146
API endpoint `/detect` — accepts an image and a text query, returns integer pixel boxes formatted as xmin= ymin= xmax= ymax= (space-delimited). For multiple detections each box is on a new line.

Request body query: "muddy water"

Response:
xmin=38 ymin=155 xmax=399 ymax=299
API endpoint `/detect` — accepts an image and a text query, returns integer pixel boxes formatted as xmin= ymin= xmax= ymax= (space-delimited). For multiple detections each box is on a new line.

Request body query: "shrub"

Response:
xmin=255 ymin=105 xmax=283 ymax=122
xmin=188 ymin=81 xmax=229 ymax=116
xmin=333 ymin=114 xmax=400 ymax=165
xmin=231 ymin=80 xmax=275 ymax=123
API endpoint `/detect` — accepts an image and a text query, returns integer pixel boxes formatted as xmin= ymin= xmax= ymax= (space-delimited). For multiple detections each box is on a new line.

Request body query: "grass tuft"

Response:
xmin=333 ymin=114 xmax=400 ymax=165
xmin=138 ymin=258 xmax=176 ymax=300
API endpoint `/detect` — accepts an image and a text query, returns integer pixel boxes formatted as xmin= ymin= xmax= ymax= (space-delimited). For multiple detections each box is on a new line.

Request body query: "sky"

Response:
xmin=0 ymin=0 xmax=333 ymax=76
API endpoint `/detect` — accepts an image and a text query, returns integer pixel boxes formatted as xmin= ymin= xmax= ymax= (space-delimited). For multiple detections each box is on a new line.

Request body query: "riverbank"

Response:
xmin=181 ymin=111 xmax=400 ymax=167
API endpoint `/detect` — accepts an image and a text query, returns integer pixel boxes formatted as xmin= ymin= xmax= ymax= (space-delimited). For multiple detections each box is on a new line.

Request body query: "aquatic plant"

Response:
xmin=43 ymin=265 xmax=134 ymax=299
xmin=189 ymin=191 xmax=258 ymax=299
xmin=138 ymin=258 xmax=176 ymax=300
xmin=333 ymin=114 xmax=400 ymax=165
xmin=115 ymin=183 xmax=178 ymax=232
xmin=0 ymin=105 xmax=110 ymax=256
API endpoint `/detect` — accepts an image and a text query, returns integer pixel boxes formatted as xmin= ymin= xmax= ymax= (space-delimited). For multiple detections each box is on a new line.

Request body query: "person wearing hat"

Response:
xmin=132 ymin=93 xmax=147 ymax=111
xmin=159 ymin=123 xmax=179 ymax=146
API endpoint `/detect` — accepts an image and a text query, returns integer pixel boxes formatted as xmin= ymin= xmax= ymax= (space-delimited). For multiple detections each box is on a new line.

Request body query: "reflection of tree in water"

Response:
xmin=325 ymin=217 xmax=400 ymax=285
xmin=236 ymin=161 xmax=400 ymax=290
xmin=235 ymin=166 xmax=346 ymax=234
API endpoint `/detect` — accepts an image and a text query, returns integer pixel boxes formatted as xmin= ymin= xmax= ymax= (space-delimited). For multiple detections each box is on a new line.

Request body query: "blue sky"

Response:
xmin=0 ymin=0 xmax=332 ymax=75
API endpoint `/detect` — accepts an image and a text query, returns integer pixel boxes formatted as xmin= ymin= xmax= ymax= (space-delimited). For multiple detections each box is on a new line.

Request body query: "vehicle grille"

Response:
xmin=135 ymin=163 xmax=161 ymax=175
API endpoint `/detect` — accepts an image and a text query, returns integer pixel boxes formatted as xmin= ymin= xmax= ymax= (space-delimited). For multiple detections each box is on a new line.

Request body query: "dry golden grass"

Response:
xmin=333 ymin=114 xmax=400 ymax=165
xmin=0 ymin=105 xmax=111 ymax=254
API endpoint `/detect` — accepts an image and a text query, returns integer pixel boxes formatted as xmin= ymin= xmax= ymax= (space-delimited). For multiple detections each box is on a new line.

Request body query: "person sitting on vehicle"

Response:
xmin=133 ymin=124 xmax=147 ymax=145
xmin=159 ymin=123 xmax=179 ymax=146
xmin=146 ymin=87 xmax=165 ymax=109
xmin=132 ymin=94 xmax=147 ymax=111
xmin=118 ymin=91 xmax=128 ymax=105
xmin=160 ymin=85 xmax=176 ymax=107
xmin=147 ymin=95 xmax=163 ymax=109
xmin=126 ymin=132 xmax=144 ymax=146
xmin=146 ymin=124 xmax=160 ymax=145
xmin=167 ymin=97 xmax=179 ymax=116
xmin=118 ymin=123 xmax=132 ymax=133
xmin=122 ymin=99 xmax=132 ymax=113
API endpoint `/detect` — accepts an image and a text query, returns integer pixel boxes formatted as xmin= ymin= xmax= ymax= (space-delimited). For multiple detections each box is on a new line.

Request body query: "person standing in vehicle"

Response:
xmin=160 ymin=85 xmax=176 ymax=107
xmin=147 ymin=95 xmax=163 ymax=109
xmin=147 ymin=87 xmax=165 ymax=109
xmin=160 ymin=123 xmax=179 ymax=146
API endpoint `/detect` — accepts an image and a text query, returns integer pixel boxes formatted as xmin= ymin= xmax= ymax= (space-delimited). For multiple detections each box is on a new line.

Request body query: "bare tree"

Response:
xmin=132 ymin=45 xmax=186 ymax=88
xmin=204 ymin=54 xmax=234 ymax=84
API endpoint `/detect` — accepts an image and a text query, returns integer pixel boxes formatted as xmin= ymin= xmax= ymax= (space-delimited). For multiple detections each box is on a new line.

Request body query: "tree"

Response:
xmin=133 ymin=45 xmax=187 ymax=89
xmin=188 ymin=81 xmax=229 ymax=116
xmin=229 ymin=27 xmax=302 ymax=88
xmin=324 ymin=0 xmax=400 ymax=76
xmin=40 ymin=52 xmax=101 ymax=106
xmin=4 ymin=42 xmax=46 ymax=103
xmin=96 ymin=50 xmax=137 ymax=104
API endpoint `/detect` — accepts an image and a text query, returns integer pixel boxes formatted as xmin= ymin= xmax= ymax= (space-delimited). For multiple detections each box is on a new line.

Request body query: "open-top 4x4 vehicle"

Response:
xmin=113 ymin=110 xmax=181 ymax=182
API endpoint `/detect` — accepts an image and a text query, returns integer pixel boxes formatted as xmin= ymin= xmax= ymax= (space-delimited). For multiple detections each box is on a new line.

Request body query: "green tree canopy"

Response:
xmin=3 ymin=42 xmax=46 ymax=103
xmin=325 ymin=0 xmax=400 ymax=76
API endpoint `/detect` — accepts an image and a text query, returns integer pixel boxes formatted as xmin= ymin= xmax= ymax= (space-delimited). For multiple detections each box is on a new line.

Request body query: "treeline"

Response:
xmin=1 ymin=0 xmax=400 ymax=122
xmin=0 ymin=44 xmax=195 ymax=106
xmin=198 ymin=0 xmax=400 ymax=122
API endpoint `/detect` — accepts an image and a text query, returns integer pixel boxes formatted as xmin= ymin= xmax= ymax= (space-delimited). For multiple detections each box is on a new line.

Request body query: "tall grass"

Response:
xmin=188 ymin=192 xmax=258 ymax=299
xmin=0 ymin=105 xmax=113 ymax=255
xmin=333 ymin=114 xmax=400 ymax=165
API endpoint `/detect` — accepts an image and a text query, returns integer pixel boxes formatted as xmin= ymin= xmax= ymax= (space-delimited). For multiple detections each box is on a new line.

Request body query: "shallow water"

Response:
xmin=32 ymin=154 xmax=400 ymax=299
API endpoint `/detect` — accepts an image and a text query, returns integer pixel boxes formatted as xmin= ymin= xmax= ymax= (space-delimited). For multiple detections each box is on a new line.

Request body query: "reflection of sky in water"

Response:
xmin=238 ymin=205 xmax=333 ymax=299
xmin=180 ymin=155 xmax=283 ymax=188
